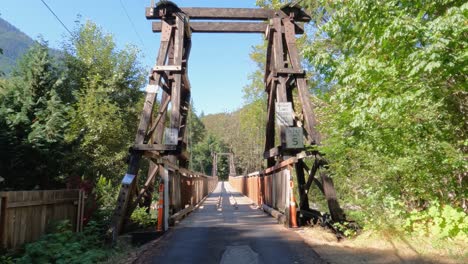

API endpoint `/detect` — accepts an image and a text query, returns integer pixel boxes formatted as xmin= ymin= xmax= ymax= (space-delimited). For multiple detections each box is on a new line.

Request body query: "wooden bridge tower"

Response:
xmin=109 ymin=1 xmax=345 ymax=240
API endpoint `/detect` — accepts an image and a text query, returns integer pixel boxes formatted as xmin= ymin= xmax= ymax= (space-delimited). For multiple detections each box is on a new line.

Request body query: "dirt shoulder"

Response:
xmin=295 ymin=227 xmax=467 ymax=264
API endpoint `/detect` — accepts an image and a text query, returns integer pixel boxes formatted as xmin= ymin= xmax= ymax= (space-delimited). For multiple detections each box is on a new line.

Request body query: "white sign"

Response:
xmin=276 ymin=102 xmax=294 ymax=126
xmin=122 ymin=174 xmax=135 ymax=185
xmin=285 ymin=127 xmax=304 ymax=149
xmin=164 ymin=128 xmax=179 ymax=145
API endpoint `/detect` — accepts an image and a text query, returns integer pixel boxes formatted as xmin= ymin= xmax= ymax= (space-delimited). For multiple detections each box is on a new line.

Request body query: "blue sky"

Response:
xmin=1 ymin=0 xmax=264 ymax=115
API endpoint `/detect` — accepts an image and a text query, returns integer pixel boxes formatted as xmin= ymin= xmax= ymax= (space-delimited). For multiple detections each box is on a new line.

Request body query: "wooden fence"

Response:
xmin=0 ymin=189 xmax=85 ymax=249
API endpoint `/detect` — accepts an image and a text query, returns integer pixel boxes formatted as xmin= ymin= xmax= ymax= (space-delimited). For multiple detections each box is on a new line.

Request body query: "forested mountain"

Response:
xmin=0 ymin=17 xmax=35 ymax=74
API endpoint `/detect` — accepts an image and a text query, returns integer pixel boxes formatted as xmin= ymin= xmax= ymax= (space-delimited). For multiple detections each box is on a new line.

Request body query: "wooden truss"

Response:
xmin=109 ymin=6 xmax=192 ymax=238
xmin=110 ymin=2 xmax=344 ymax=239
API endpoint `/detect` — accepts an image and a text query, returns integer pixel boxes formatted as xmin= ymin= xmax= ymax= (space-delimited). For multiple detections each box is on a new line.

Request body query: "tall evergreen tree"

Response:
xmin=0 ymin=42 xmax=68 ymax=189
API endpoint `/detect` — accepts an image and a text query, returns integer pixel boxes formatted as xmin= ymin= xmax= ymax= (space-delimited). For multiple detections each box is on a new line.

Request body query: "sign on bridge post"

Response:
xmin=275 ymin=102 xmax=294 ymax=126
xmin=285 ymin=127 xmax=304 ymax=149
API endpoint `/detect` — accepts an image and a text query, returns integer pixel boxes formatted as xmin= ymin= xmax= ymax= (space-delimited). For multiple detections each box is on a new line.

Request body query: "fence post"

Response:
xmin=0 ymin=195 xmax=7 ymax=249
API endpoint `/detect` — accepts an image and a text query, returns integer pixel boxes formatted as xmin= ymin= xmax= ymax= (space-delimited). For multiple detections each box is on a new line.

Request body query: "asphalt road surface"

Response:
xmin=137 ymin=182 xmax=325 ymax=264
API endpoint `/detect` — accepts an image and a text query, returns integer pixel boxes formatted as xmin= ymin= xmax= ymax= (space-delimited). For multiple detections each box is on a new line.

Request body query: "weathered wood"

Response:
xmin=169 ymin=16 xmax=185 ymax=150
xmin=146 ymin=94 xmax=171 ymax=141
xmin=153 ymin=21 xmax=305 ymax=34
xmin=295 ymin=160 xmax=310 ymax=211
xmin=263 ymin=146 xmax=281 ymax=159
xmin=0 ymin=190 xmax=81 ymax=249
xmin=0 ymin=196 xmax=6 ymax=248
xmin=320 ymin=171 xmax=346 ymax=222
xmin=129 ymin=164 xmax=160 ymax=213
xmin=146 ymin=7 xmax=311 ymax=22
xmin=154 ymin=22 xmax=260 ymax=33
xmin=264 ymin=25 xmax=274 ymax=84
xmin=283 ymin=18 xmax=320 ymax=145
xmin=264 ymin=81 xmax=277 ymax=167
xmin=304 ymin=158 xmax=320 ymax=191
xmin=155 ymin=91 xmax=170 ymax=144
xmin=6 ymin=198 xmax=77 ymax=208
xmin=110 ymin=20 xmax=173 ymax=239
xmin=133 ymin=144 xmax=176 ymax=151
xmin=262 ymin=157 xmax=297 ymax=175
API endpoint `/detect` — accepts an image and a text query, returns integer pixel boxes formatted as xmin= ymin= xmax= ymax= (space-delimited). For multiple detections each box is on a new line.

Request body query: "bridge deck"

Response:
xmin=136 ymin=182 xmax=325 ymax=264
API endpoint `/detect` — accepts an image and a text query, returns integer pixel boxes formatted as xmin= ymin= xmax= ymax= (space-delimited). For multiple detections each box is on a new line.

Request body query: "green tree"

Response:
xmin=0 ymin=42 xmax=68 ymax=189
xmin=301 ymin=0 xmax=467 ymax=224
xmin=64 ymin=21 xmax=145 ymax=183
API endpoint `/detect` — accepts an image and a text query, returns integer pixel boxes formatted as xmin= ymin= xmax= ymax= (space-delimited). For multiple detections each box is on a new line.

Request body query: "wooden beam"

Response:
xmin=262 ymin=157 xmax=297 ymax=175
xmin=132 ymin=144 xmax=177 ymax=151
xmin=295 ymin=160 xmax=310 ymax=211
xmin=128 ymin=164 xmax=160 ymax=214
xmin=146 ymin=7 xmax=311 ymax=22
xmin=263 ymin=146 xmax=281 ymax=159
xmin=264 ymin=81 xmax=276 ymax=167
xmin=321 ymin=171 xmax=346 ymax=222
xmin=152 ymin=21 xmax=304 ymax=34
xmin=109 ymin=20 xmax=173 ymax=239
xmin=154 ymin=22 xmax=264 ymax=33
xmin=146 ymin=94 xmax=171 ymax=141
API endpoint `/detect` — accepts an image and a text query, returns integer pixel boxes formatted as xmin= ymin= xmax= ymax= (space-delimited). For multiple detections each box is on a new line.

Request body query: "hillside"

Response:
xmin=201 ymin=104 xmax=266 ymax=174
xmin=0 ymin=17 xmax=35 ymax=74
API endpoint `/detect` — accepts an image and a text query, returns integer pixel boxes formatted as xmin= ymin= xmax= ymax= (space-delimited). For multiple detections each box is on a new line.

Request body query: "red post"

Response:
xmin=288 ymin=168 xmax=298 ymax=228
xmin=156 ymin=182 xmax=164 ymax=232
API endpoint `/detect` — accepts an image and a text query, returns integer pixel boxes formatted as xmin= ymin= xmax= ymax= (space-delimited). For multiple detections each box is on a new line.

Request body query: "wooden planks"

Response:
xmin=0 ymin=190 xmax=81 ymax=249
xmin=146 ymin=7 xmax=311 ymax=22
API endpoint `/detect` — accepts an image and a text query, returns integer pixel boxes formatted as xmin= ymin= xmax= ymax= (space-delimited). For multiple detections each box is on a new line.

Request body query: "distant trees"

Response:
xmin=187 ymin=104 xmax=230 ymax=178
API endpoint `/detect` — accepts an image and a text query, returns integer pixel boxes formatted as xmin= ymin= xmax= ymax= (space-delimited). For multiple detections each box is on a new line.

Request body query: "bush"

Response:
xmin=130 ymin=206 xmax=157 ymax=228
xmin=405 ymin=202 xmax=468 ymax=239
xmin=16 ymin=220 xmax=111 ymax=264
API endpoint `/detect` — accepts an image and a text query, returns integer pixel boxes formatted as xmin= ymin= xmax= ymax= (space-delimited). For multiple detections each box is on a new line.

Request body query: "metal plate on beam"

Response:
xmin=285 ymin=127 xmax=304 ymax=149
xmin=122 ymin=174 xmax=135 ymax=185
xmin=153 ymin=65 xmax=182 ymax=72
xmin=164 ymin=128 xmax=179 ymax=145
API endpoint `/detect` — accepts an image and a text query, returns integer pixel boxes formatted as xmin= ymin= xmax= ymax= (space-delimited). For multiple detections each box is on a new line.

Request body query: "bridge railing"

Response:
xmin=160 ymin=164 xmax=218 ymax=228
xmin=229 ymin=158 xmax=298 ymax=225
xmin=174 ymin=168 xmax=218 ymax=212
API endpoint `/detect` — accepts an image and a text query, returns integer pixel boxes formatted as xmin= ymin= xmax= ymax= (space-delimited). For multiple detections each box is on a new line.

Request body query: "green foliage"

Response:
xmin=405 ymin=202 xmax=468 ymax=239
xmin=191 ymin=133 xmax=230 ymax=177
xmin=333 ymin=222 xmax=358 ymax=238
xmin=0 ymin=41 xmax=69 ymax=189
xmin=252 ymin=0 xmax=468 ymax=239
xmin=130 ymin=206 xmax=157 ymax=228
xmin=64 ymin=21 xmax=145 ymax=184
xmin=0 ymin=255 xmax=14 ymax=264
xmin=16 ymin=220 xmax=111 ymax=264
xmin=92 ymin=176 xmax=119 ymax=225
xmin=308 ymin=0 xmax=467 ymax=212
xmin=0 ymin=20 xmax=145 ymax=190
